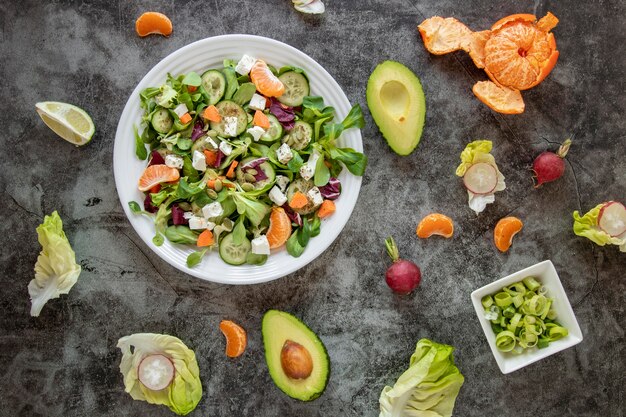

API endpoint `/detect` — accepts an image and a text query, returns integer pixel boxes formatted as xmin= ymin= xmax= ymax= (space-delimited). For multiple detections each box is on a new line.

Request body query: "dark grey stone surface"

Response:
xmin=1 ymin=0 xmax=625 ymax=416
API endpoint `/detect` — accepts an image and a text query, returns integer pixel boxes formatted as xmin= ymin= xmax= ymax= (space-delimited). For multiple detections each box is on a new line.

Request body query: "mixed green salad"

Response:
xmin=129 ymin=55 xmax=366 ymax=267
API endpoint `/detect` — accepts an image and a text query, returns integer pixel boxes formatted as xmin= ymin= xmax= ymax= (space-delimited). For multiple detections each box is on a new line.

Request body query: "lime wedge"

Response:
xmin=35 ymin=102 xmax=95 ymax=146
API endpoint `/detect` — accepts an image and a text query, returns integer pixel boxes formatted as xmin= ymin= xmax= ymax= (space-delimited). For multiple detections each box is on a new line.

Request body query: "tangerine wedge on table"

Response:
xmin=219 ymin=320 xmax=247 ymax=358
xmin=137 ymin=164 xmax=179 ymax=191
xmin=493 ymin=216 xmax=523 ymax=252
xmin=418 ymin=12 xmax=559 ymax=114
xmin=266 ymin=207 xmax=292 ymax=249
xmin=135 ymin=12 xmax=173 ymax=37
xmin=250 ymin=60 xmax=285 ymax=97
xmin=416 ymin=213 xmax=454 ymax=238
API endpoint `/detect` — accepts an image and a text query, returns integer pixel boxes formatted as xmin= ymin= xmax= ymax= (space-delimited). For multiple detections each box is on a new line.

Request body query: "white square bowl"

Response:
xmin=470 ymin=260 xmax=583 ymax=374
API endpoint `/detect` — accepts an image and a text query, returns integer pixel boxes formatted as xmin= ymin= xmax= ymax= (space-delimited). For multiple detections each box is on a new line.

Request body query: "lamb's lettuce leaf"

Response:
xmin=379 ymin=339 xmax=464 ymax=417
xmin=573 ymin=204 xmax=626 ymax=252
xmin=117 ymin=333 xmax=202 ymax=416
xmin=28 ymin=211 xmax=82 ymax=317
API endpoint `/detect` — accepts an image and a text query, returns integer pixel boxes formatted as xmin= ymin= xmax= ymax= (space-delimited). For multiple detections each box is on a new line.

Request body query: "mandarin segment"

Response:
xmin=472 ymin=81 xmax=525 ymax=114
xmin=138 ymin=164 xmax=180 ymax=191
xmin=219 ymin=320 xmax=247 ymax=358
xmin=494 ymin=216 xmax=524 ymax=252
xmin=250 ymin=60 xmax=285 ymax=97
xmin=266 ymin=207 xmax=292 ymax=249
xmin=135 ymin=12 xmax=173 ymax=37
xmin=416 ymin=213 xmax=454 ymax=238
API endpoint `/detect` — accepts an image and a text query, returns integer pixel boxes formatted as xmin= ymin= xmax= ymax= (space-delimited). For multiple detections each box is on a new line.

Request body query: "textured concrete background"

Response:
xmin=1 ymin=0 xmax=625 ymax=416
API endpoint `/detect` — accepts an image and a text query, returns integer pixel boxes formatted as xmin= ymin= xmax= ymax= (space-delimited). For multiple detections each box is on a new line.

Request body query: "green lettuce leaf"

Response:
xmin=117 ymin=333 xmax=202 ymax=416
xmin=573 ymin=204 xmax=626 ymax=252
xmin=28 ymin=211 xmax=82 ymax=317
xmin=379 ymin=339 xmax=464 ymax=417
xmin=456 ymin=140 xmax=492 ymax=177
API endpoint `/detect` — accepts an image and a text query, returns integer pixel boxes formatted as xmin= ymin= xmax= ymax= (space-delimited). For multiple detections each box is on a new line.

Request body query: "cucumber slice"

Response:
xmin=286 ymin=178 xmax=317 ymax=215
xmin=236 ymin=157 xmax=276 ymax=189
xmin=210 ymin=101 xmax=247 ymax=137
xmin=201 ymin=70 xmax=226 ymax=105
xmin=219 ymin=232 xmax=251 ymax=265
xmin=151 ymin=107 xmax=174 ymax=134
xmin=191 ymin=135 xmax=219 ymax=154
xmin=282 ymin=121 xmax=313 ymax=150
xmin=277 ymin=71 xmax=309 ymax=107
xmin=260 ymin=114 xmax=283 ymax=142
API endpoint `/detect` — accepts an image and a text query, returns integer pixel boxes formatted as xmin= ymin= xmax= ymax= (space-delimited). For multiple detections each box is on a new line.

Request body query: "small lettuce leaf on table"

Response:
xmin=117 ymin=333 xmax=202 ymax=416
xmin=28 ymin=211 xmax=81 ymax=317
xmin=573 ymin=204 xmax=626 ymax=252
xmin=379 ymin=339 xmax=465 ymax=417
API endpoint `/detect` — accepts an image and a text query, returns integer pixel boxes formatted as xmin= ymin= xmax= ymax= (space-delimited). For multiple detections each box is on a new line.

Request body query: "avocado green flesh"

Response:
xmin=366 ymin=60 xmax=426 ymax=155
xmin=262 ymin=310 xmax=329 ymax=401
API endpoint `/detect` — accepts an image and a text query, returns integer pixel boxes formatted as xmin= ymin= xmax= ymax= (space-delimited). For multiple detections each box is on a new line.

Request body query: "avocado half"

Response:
xmin=262 ymin=310 xmax=329 ymax=401
xmin=366 ymin=60 xmax=426 ymax=155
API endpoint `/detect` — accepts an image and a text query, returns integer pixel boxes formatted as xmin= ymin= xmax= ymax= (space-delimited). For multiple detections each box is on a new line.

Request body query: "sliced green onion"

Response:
xmin=502 ymin=305 xmax=516 ymax=318
xmin=496 ymin=331 xmax=516 ymax=352
xmin=523 ymin=276 xmax=541 ymax=291
xmin=494 ymin=292 xmax=513 ymax=307
xmin=482 ymin=295 xmax=494 ymax=308
xmin=512 ymin=293 xmax=524 ymax=308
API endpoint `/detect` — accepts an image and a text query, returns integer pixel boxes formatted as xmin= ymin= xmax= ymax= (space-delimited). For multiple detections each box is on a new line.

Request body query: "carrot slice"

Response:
xmin=289 ymin=192 xmax=308 ymax=209
xmin=253 ymin=110 xmax=270 ymax=129
xmin=226 ymin=160 xmax=238 ymax=178
xmin=317 ymin=200 xmax=336 ymax=218
xmin=179 ymin=113 xmax=192 ymax=124
xmin=197 ymin=229 xmax=214 ymax=247
xmin=203 ymin=105 xmax=221 ymax=122
xmin=203 ymin=149 xmax=219 ymax=167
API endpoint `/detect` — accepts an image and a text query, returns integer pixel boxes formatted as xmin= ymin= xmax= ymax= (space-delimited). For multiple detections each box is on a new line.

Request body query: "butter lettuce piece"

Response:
xmin=117 ymin=333 xmax=202 ymax=416
xmin=379 ymin=339 xmax=465 ymax=417
xmin=456 ymin=140 xmax=493 ymax=177
xmin=573 ymin=204 xmax=626 ymax=252
xmin=28 ymin=211 xmax=81 ymax=317
xmin=292 ymin=0 xmax=325 ymax=14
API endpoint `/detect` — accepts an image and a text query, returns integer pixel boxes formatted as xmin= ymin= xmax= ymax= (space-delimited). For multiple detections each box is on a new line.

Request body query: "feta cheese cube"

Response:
xmin=189 ymin=216 xmax=208 ymax=230
xmin=206 ymin=221 xmax=216 ymax=231
xmin=173 ymin=103 xmax=188 ymax=118
xmin=183 ymin=211 xmax=194 ymax=220
xmin=192 ymin=150 xmax=207 ymax=171
xmin=307 ymin=150 xmax=321 ymax=168
xmin=247 ymin=126 xmax=266 ymax=142
xmin=307 ymin=186 xmax=324 ymax=207
xmin=207 ymin=137 xmax=218 ymax=149
xmin=269 ymin=186 xmax=287 ymax=206
xmin=223 ymin=117 xmax=238 ymax=137
xmin=235 ymin=55 xmax=256 ymax=76
xmin=275 ymin=175 xmax=290 ymax=192
xmin=219 ymin=140 xmax=233 ymax=156
xmin=300 ymin=163 xmax=315 ymax=180
xmin=202 ymin=202 xmax=224 ymax=219
xmin=165 ymin=154 xmax=184 ymax=169
xmin=251 ymin=235 xmax=271 ymax=255
xmin=248 ymin=93 xmax=267 ymax=111
xmin=276 ymin=143 xmax=293 ymax=164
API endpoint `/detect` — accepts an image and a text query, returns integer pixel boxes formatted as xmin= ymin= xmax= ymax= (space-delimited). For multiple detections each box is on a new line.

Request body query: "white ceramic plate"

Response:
xmin=470 ymin=260 xmax=583 ymax=374
xmin=114 ymin=35 xmax=363 ymax=284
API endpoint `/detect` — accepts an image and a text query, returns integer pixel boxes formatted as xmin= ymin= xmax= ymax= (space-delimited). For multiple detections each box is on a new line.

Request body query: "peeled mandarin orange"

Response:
xmin=266 ymin=207 xmax=291 ymax=249
xmin=135 ymin=12 xmax=173 ymax=37
xmin=416 ymin=213 xmax=454 ymax=238
xmin=472 ymin=81 xmax=525 ymax=114
xmin=138 ymin=164 xmax=180 ymax=191
xmin=219 ymin=320 xmax=247 ymax=358
xmin=493 ymin=216 xmax=523 ymax=252
xmin=250 ymin=60 xmax=285 ymax=97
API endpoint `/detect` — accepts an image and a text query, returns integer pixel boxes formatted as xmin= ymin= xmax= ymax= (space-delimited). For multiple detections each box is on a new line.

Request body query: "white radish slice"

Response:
xmin=138 ymin=354 xmax=175 ymax=391
xmin=463 ymin=162 xmax=498 ymax=195
xmin=598 ymin=201 xmax=626 ymax=237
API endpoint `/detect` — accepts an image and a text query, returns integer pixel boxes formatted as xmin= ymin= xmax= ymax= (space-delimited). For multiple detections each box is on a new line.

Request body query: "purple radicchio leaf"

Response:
xmin=148 ymin=150 xmax=165 ymax=166
xmin=143 ymin=193 xmax=158 ymax=213
xmin=252 ymin=169 xmax=267 ymax=182
xmin=171 ymin=204 xmax=189 ymax=225
xmin=213 ymin=150 xmax=225 ymax=168
xmin=191 ymin=120 xmax=205 ymax=141
xmin=282 ymin=204 xmax=302 ymax=227
xmin=318 ymin=177 xmax=341 ymax=200
xmin=269 ymin=98 xmax=295 ymax=130
xmin=242 ymin=157 xmax=269 ymax=169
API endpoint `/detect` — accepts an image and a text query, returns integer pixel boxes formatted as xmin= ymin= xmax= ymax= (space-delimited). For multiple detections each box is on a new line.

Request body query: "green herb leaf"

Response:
xmin=177 ymin=137 xmax=193 ymax=151
xmin=286 ymin=230 xmax=305 ymax=257
xmin=298 ymin=218 xmax=311 ymax=247
xmin=222 ymin=67 xmax=238 ymax=100
xmin=246 ymin=252 xmax=268 ymax=265
xmin=287 ymin=151 xmax=304 ymax=173
xmin=223 ymin=59 xmax=237 ymax=68
xmin=232 ymin=83 xmax=257 ymax=105
xmin=232 ymin=217 xmax=247 ymax=246
xmin=187 ymin=249 xmax=208 ymax=267
xmin=165 ymin=226 xmax=199 ymax=245
xmin=314 ymin=155 xmax=330 ymax=186
xmin=310 ymin=215 xmax=321 ymax=237
xmin=177 ymin=178 xmax=205 ymax=199
xmin=133 ymin=125 xmax=148 ymax=160
xmin=341 ymin=103 xmax=365 ymax=130
xmin=153 ymin=232 xmax=165 ymax=246
xmin=231 ymin=192 xmax=270 ymax=226
xmin=128 ymin=201 xmax=142 ymax=213
xmin=329 ymin=147 xmax=368 ymax=176
xmin=182 ymin=156 xmax=199 ymax=182
xmin=182 ymin=71 xmax=202 ymax=87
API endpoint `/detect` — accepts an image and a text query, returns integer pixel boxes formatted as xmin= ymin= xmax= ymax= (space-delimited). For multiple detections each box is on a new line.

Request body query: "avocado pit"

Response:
xmin=280 ymin=340 xmax=313 ymax=379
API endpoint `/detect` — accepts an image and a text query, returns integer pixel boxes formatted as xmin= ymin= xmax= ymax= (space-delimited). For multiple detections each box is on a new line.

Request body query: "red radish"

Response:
xmin=532 ymin=138 xmax=571 ymax=187
xmin=463 ymin=162 xmax=498 ymax=194
xmin=598 ymin=201 xmax=626 ymax=237
xmin=138 ymin=354 xmax=175 ymax=391
xmin=384 ymin=236 xmax=421 ymax=294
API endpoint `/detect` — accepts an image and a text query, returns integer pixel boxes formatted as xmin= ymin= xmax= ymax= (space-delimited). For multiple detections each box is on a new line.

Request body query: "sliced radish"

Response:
xmin=138 ymin=354 xmax=175 ymax=391
xmin=598 ymin=201 xmax=626 ymax=237
xmin=463 ymin=162 xmax=498 ymax=195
